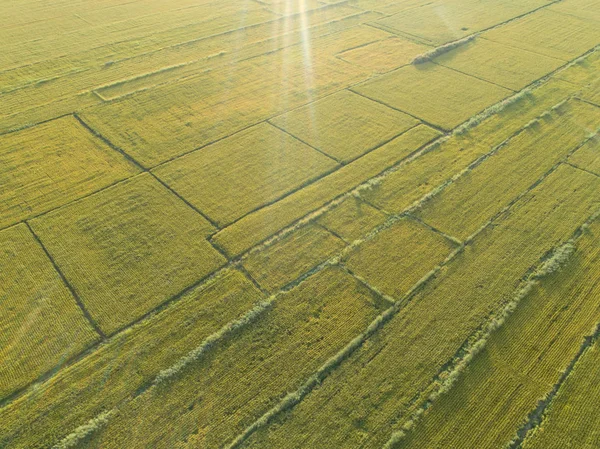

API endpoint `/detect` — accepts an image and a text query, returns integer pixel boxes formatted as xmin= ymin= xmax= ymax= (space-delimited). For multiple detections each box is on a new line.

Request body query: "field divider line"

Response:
xmin=226 ymin=241 xmax=466 ymax=449
xmin=74 ymin=112 xmax=223 ymax=230
xmin=341 ymin=264 xmax=397 ymax=306
xmin=383 ymin=213 xmax=598 ymax=448
xmin=566 ymin=161 xmax=600 ymax=179
xmin=314 ymin=221 xmax=352 ymax=246
xmin=5 ymin=51 xmax=593 ymax=410
xmin=348 ymin=88 xmax=450 ymax=133
xmin=575 ymin=96 xmax=600 ymax=110
xmin=509 ymin=325 xmax=600 ymax=449
xmin=431 ymin=60 xmax=517 ymax=92
xmin=0 ymin=112 xmax=75 ymax=137
xmin=206 ymin=122 xmax=423 ymax=242
xmin=4 ymin=16 xmax=597 ymax=416
xmin=72 ymin=114 xmax=144 ymax=170
xmin=405 ymin=213 xmax=463 ymax=246
xmin=223 ymin=132 xmax=600 ymax=449
xmin=267 ymin=121 xmax=343 ymax=165
xmin=23 ymin=222 xmax=106 ymax=339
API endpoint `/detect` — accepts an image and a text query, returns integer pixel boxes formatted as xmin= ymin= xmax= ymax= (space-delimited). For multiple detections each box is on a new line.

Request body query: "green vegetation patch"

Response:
xmin=213 ymin=125 xmax=441 ymax=257
xmin=240 ymin=165 xmax=600 ymax=449
xmin=434 ymin=38 xmax=565 ymax=91
xmin=83 ymin=266 xmax=384 ymax=448
xmin=80 ymin=33 xmax=371 ymax=167
xmin=0 ymin=115 xmax=139 ymax=229
xmin=483 ymin=9 xmax=600 ymax=61
xmin=345 ymin=217 xmax=458 ymax=299
xmin=318 ymin=196 xmax=388 ymax=242
xmin=154 ymin=123 xmax=338 ymax=227
xmin=353 ymin=62 xmax=511 ymax=130
xmin=271 ymin=90 xmax=418 ymax=163
xmin=415 ymin=100 xmax=600 ymax=240
xmin=363 ymin=78 xmax=577 ymax=213
xmin=523 ymin=342 xmax=600 ymax=448
xmin=337 ymin=37 xmax=430 ymax=74
xmin=373 ymin=0 xmax=548 ymax=45
xmin=243 ymin=223 xmax=345 ymax=292
xmin=0 ymin=224 xmax=99 ymax=401
xmin=397 ymin=220 xmax=600 ymax=449
xmin=569 ymin=135 xmax=600 ymax=175
xmin=0 ymin=269 xmax=264 ymax=449
xmin=29 ymin=174 xmax=224 ymax=335
xmin=549 ymin=0 xmax=600 ymax=24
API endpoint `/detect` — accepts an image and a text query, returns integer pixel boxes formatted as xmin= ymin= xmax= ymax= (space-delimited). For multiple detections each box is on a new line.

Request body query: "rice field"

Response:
xmin=1 ymin=0 xmax=599 ymax=448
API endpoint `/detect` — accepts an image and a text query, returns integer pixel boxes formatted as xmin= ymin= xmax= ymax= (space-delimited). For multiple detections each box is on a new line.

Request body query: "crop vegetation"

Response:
xmin=2 ymin=1 xmax=600 ymax=448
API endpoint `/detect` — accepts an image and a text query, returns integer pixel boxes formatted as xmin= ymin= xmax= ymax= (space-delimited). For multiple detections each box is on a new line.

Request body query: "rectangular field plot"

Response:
xmin=555 ymin=51 xmax=600 ymax=86
xmin=0 ymin=269 xmax=264 ymax=449
xmin=483 ymin=9 xmax=600 ymax=61
xmin=353 ymin=62 xmax=511 ymax=130
xmin=271 ymin=90 xmax=418 ymax=163
xmin=239 ymin=165 xmax=600 ymax=449
xmin=580 ymin=78 xmax=600 ymax=105
xmin=397 ymin=219 xmax=600 ymax=449
xmin=549 ymin=0 xmax=600 ymax=23
xmin=153 ymin=123 xmax=338 ymax=227
xmin=80 ymin=27 xmax=374 ymax=167
xmin=523 ymin=343 xmax=600 ymax=448
xmin=363 ymin=78 xmax=577 ymax=214
xmin=80 ymin=267 xmax=385 ymax=449
xmin=0 ymin=224 xmax=99 ymax=401
xmin=415 ymin=100 xmax=600 ymax=240
xmin=212 ymin=125 xmax=441 ymax=257
xmin=243 ymin=224 xmax=345 ymax=292
xmin=318 ymin=196 xmax=388 ymax=242
xmin=337 ymin=37 xmax=431 ymax=74
xmin=569 ymin=135 xmax=600 ymax=175
xmin=434 ymin=38 xmax=565 ymax=90
xmin=0 ymin=115 xmax=139 ymax=229
xmin=373 ymin=0 xmax=548 ymax=45
xmin=345 ymin=217 xmax=458 ymax=299
xmin=29 ymin=174 xmax=225 ymax=335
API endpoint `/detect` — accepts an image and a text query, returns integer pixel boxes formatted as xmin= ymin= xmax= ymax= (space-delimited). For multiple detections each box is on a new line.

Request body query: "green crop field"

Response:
xmin=1 ymin=0 xmax=599 ymax=448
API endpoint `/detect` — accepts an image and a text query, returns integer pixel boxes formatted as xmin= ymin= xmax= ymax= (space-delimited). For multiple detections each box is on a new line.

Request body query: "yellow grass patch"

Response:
xmin=399 ymin=219 xmax=600 ymax=449
xmin=83 ymin=267 xmax=385 ymax=448
xmin=373 ymin=0 xmax=548 ymax=45
xmin=212 ymin=125 xmax=441 ymax=257
xmin=415 ymin=100 xmax=600 ymax=240
xmin=363 ymin=78 xmax=577 ymax=213
xmin=241 ymin=164 xmax=600 ymax=449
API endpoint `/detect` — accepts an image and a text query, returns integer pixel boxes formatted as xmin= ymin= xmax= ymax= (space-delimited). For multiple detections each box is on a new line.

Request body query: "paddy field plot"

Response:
xmin=2 ymin=0 xmax=600 ymax=448
xmin=353 ymin=62 xmax=512 ymax=130
xmin=29 ymin=174 xmax=225 ymax=335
